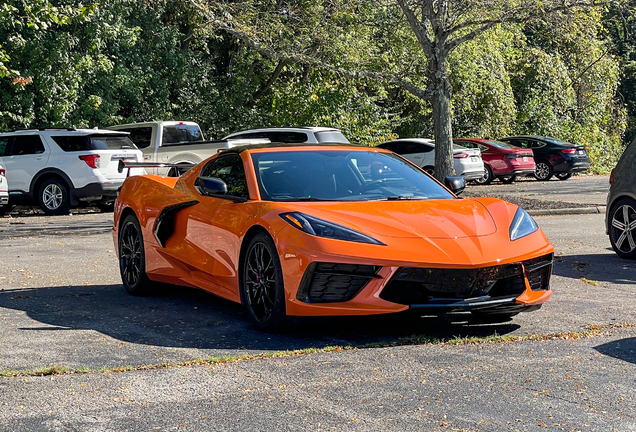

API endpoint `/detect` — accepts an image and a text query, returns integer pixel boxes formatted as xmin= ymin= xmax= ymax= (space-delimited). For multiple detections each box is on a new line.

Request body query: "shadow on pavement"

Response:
xmin=0 ymin=283 xmax=521 ymax=351
xmin=594 ymin=337 xmax=636 ymax=364
xmin=551 ymin=253 xmax=636 ymax=285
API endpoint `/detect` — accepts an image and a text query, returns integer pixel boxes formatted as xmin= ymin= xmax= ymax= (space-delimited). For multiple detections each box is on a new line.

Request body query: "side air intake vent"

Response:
xmin=296 ymin=263 xmax=381 ymax=303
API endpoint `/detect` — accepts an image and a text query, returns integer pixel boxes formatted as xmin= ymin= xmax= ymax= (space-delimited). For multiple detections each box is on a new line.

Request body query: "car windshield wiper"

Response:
xmin=382 ymin=196 xmax=428 ymax=201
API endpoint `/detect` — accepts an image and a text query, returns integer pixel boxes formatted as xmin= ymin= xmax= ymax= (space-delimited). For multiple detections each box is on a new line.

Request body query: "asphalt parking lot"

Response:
xmin=1 ymin=176 xmax=635 ymax=431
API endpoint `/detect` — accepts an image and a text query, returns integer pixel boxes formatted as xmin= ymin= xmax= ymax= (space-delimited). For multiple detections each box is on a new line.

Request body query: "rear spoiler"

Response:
xmin=118 ymin=160 xmax=196 ymax=177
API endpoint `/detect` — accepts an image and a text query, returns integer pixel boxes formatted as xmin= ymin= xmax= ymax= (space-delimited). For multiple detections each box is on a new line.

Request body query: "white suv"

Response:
xmin=223 ymin=127 xmax=350 ymax=144
xmin=0 ymin=129 xmax=144 ymax=215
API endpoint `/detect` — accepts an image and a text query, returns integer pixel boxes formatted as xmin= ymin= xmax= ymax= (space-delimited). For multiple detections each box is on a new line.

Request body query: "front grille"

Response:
xmin=297 ymin=263 xmax=380 ymax=303
xmin=523 ymin=254 xmax=553 ymax=291
xmin=380 ymin=264 xmax=525 ymax=306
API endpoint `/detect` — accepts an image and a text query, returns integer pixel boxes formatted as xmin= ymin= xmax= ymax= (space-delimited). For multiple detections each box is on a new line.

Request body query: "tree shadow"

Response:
xmin=551 ymin=252 xmax=636 ymax=285
xmin=594 ymin=337 xmax=636 ymax=364
xmin=0 ymin=283 xmax=521 ymax=351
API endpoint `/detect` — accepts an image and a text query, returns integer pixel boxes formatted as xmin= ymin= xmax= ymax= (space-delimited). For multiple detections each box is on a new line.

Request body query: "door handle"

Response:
xmin=34 ymin=157 xmax=44 ymax=160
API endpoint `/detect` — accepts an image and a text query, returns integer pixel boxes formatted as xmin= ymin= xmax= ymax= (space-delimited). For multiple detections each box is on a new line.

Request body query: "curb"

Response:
xmin=528 ymin=206 xmax=606 ymax=216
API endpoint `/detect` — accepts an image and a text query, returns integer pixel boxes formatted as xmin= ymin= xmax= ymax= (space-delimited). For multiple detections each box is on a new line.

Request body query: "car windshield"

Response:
xmin=314 ymin=131 xmax=350 ymax=144
xmin=251 ymin=150 xmax=454 ymax=202
xmin=483 ymin=140 xmax=517 ymax=149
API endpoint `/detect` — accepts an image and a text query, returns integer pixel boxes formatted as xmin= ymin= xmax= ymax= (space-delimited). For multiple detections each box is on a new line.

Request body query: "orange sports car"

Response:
xmin=113 ymin=143 xmax=553 ymax=331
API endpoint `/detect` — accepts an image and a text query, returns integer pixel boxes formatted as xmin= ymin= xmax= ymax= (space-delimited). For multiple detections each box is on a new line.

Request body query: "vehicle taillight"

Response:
xmin=79 ymin=154 xmax=100 ymax=169
xmin=453 ymin=152 xmax=469 ymax=159
xmin=561 ymin=148 xmax=577 ymax=154
xmin=609 ymin=168 xmax=615 ymax=184
xmin=0 ymin=168 xmax=5 ymax=176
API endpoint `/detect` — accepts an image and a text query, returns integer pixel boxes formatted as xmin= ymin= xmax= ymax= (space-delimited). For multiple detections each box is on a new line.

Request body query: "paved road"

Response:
xmin=1 ymin=210 xmax=635 ymax=431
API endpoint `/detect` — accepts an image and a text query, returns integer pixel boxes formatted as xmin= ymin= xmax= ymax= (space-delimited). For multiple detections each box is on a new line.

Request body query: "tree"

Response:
xmin=189 ymin=0 xmax=602 ymax=180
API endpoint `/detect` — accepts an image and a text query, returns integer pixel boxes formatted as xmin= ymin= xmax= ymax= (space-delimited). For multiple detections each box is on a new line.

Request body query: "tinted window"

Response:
xmin=0 ymin=137 xmax=9 ymax=156
xmin=315 ymin=131 xmax=350 ymax=144
xmin=122 ymin=127 xmax=152 ymax=149
xmin=251 ymin=150 xmax=454 ymax=201
xmin=162 ymin=124 xmax=203 ymax=145
xmin=89 ymin=135 xmax=137 ymax=150
xmin=8 ymin=135 xmax=45 ymax=156
xmin=403 ymin=143 xmax=433 ymax=154
xmin=200 ymin=154 xmax=249 ymax=199
xmin=377 ymin=142 xmax=401 ymax=152
xmin=52 ymin=136 xmax=91 ymax=151
xmin=543 ymin=137 xmax=574 ymax=147
xmin=483 ymin=140 xmax=516 ymax=149
xmin=231 ymin=131 xmax=309 ymax=143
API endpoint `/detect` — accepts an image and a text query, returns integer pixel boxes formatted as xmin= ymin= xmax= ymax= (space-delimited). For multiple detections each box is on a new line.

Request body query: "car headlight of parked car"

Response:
xmin=509 ymin=207 xmax=538 ymax=241
xmin=280 ymin=212 xmax=385 ymax=245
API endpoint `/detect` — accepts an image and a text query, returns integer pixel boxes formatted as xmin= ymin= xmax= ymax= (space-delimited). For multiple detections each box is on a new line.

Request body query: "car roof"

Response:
xmin=379 ymin=138 xmax=435 ymax=145
xmin=0 ymin=128 xmax=129 ymax=136
xmin=221 ymin=142 xmax=379 ymax=154
xmin=225 ymin=127 xmax=342 ymax=136
xmin=108 ymin=121 xmax=199 ymax=128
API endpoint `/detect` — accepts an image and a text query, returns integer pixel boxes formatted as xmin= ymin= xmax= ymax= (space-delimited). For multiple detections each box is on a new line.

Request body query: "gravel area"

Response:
xmin=462 ymin=190 xmax=596 ymax=210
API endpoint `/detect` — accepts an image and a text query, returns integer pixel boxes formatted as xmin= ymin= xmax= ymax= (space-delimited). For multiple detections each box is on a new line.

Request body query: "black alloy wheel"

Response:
xmin=609 ymin=198 xmax=636 ymax=259
xmin=38 ymin=178 xmax=71 ymax=215
xmin=555 ymin=172 xmax=572 ymax=181
xmin=474 ymin=165 xmax=494 ymax=185
xmin=534 ymin=161 xmax=554 ymax=181
xmin=500 ymin=175 xmax=516 ymax=184
xmin=119 ymin=214 xmax=152 ymax=295
xmin=241 ymin=232 xmax=287 ymax=332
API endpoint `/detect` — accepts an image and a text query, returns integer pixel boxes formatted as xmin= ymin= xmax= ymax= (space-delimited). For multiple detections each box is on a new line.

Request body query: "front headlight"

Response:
xmin=280 ymin=212 xmax=385 ymax=245
xmin=509 ymin=207 xmax=538 ymax=241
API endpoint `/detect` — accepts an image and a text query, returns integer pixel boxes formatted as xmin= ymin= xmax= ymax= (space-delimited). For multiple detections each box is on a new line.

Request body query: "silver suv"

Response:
xmin=606 ymin=137 xmax=636 ymax=258
xmin=0 ymin=129 xmax=144 ymax=215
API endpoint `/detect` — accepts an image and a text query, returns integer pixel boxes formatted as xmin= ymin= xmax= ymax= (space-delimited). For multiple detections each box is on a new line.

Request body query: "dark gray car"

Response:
xmin=606 ymin=137 xmax=636 ymax=259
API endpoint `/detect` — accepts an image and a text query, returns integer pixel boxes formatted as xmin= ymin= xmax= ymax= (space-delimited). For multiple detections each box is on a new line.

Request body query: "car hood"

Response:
xmin=288 ymin=198 xmax=498 ymax=239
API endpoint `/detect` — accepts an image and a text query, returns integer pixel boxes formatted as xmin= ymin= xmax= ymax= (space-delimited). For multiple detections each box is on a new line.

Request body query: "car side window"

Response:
xmin=378 ymin=142 xmax=400 ymax=152
xmin=8 ymin=135 xmax=45 ymax=156
xmin=0 ymin=137 xmax=9 ymax=156
xmin=123 ymin=127 xmax=152 ymax=149
xmin=478 ymin=144 xmax=489 ymax=152
xmin=404 ymin=143 xmax=433 ymax=154
xmin=200 ymin=154 xmax=249 ymax=199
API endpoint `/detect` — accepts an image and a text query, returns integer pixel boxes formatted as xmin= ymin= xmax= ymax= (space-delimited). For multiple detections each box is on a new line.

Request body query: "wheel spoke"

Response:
xmin=612 ymin=218 xmax=626 ymax=230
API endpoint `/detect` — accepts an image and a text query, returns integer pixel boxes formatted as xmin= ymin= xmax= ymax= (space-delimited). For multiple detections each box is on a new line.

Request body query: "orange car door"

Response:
xmin=180 ymin=154 xmax=252 ymax=299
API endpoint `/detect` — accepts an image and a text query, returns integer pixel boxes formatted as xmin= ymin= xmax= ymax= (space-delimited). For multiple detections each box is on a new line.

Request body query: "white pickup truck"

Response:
xmin=108 ymin=121 xmax=264 ymax=176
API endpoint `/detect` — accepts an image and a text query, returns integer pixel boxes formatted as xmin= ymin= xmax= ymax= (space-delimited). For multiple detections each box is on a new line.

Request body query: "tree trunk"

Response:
xmin=429 ymin=58 xmax=455 ymax=181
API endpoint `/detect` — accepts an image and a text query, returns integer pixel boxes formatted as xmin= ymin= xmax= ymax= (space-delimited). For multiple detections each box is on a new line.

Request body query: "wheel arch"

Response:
xmin=606 ymin=193 xmax=636 ymax=233
xmin=30 ymin=169 xmax=74 ymax=202
xmin=238 ymin=224 xmax=274 ymax=305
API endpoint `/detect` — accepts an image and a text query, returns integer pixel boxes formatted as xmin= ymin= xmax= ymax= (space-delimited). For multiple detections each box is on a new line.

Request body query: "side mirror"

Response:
xmin=444 ymin=176 xmax=465 ymax=195
xmin=195 ymin=177 xmax=227 ymax=197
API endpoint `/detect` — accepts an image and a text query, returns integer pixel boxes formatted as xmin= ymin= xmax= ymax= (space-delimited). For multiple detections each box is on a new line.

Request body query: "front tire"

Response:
xmin=609 ymin=198 xmax=636 ymax=259
xmin=534 ymin=161 xmax=553 ymax=181
xmin=241 ymin=232 xmax=287 ymax=332
xmin=118 ymin=214 xmax=153 ymax=295
xmin=38 ymin=178 xmax=71 ymax=215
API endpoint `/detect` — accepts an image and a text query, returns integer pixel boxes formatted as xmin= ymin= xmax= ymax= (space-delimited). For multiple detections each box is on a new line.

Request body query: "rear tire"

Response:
xmin=609 ymin=198 xmax=636 ymax=259
xmin=118 ymin=214 xmax=153 ymax=295
xmin=474 ymin=165 xmax=493 ymax=185
xmin=555 ymin=172 xmax=572 ymax=181
xmin=38 ymin=178 xmax=71 ymax=215
xmin=241 ymin=232 xmax=288 ymax=332
xmin=534 ymin=161 xmax=553 ymax=181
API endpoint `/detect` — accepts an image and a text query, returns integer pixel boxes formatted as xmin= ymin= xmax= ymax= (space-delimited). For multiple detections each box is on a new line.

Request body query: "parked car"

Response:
xmin=114 ymin=143 xmax=553 ymax=331
xmin=376 ymin=138 xmax=485 ymax=181
xmin=498 ymin=136 xmax=590 ymax=181
xmin=606 ymin=137 xmax=636 ymax=259
xmin=108 ymin=121 xmax=245 ymax=176
xmin=223 ymin=127 xmax=350 ymax=144
xmin=0 ymin=129 xmax=144 ymax=215
xmin=454 ymin=138 xmax=535 ymax=185
xmin=0 ymin=164 xmax=8 ymax=213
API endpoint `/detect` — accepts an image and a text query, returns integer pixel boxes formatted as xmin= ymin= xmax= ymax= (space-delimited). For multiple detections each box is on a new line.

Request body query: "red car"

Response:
xmin=455 ymin=138 xmax=536 ymax=185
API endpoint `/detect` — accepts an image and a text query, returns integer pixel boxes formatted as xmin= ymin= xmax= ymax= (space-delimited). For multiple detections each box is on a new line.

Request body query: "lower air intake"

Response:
xmin=297 ymin=263 xmax=380 ymax=303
